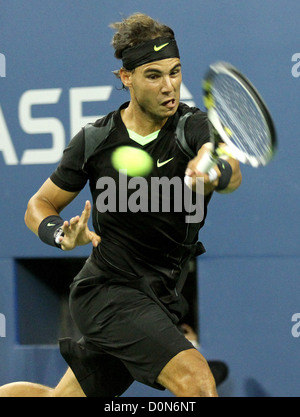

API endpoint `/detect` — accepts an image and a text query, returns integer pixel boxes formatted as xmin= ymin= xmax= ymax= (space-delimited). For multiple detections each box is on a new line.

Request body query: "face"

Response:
xmin=121 ymin=58 xmax=182 ymax=123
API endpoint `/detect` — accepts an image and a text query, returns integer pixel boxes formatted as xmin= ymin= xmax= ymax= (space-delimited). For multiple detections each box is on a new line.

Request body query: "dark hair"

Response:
xmin=110 ymin=13 xmax=175 ymax=62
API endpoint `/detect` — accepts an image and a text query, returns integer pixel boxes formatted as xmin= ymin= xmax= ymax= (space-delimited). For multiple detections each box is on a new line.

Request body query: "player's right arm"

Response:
xmin=24 ymin=178 xmax=79 ymax=236
xmin=24 ymin=178 xmax=101 ymax=251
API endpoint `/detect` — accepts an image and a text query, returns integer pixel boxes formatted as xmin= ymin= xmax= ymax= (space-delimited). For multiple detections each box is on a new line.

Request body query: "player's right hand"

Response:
xmin=58 ymin=200 xmax=101 ymax=251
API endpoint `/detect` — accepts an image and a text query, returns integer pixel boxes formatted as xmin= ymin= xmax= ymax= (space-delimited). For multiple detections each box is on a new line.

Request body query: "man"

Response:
xmin=0 ymin=13 xmax=241 ymax=397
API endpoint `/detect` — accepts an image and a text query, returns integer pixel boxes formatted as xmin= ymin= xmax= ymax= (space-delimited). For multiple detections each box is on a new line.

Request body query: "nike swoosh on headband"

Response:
xmin=154 ymin=43 xmax=169 ymax=52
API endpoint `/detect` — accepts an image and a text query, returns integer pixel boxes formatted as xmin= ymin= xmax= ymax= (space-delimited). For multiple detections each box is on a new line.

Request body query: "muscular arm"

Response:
xmin=24 ymin=178 xmax=100 ymax=250
xmin=24 ymin=178 xmax=79 ymax=236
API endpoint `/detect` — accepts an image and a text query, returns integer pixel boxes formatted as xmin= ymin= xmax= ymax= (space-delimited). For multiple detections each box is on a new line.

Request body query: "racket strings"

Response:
xmin=213 ymin=75 xmax=272 ymax=162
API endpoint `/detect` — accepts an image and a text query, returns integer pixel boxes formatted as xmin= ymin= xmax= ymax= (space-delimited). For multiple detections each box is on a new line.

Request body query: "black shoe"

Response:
xmin=207 ymin=361 xmax=229 ymax=386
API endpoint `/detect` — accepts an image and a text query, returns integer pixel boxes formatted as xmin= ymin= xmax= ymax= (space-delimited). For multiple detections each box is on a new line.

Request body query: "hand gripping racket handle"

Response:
xmin=196 ymin=150 xmax=218 ymax=182
xmin=184 ymin=167 xmax=217 ymax=189
xmin=184 ymin=151 xmax=218 ymax=189
xmin=208 ymin=167 xmax=218 ymax=182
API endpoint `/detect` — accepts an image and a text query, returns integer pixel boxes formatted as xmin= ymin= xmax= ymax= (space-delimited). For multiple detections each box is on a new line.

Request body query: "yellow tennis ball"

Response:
xmin=111 ymin=146 xmax=153 ymax=177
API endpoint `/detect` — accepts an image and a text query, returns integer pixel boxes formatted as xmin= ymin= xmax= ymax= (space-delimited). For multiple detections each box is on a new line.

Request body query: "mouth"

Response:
xmin=161 ymin=98 xmax=177 ymax=109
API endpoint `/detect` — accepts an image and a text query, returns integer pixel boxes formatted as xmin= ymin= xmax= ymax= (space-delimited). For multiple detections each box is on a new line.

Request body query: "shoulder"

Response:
xmin=175 ymin=103 xmax=210 ymax=155
xmin=177 ymin=102 xmax=208 ymax=127
xmin=88 ymin=101 xmax=129 ymax=130
xmin=175 ymin=103 xmax=209 ymax=136
xmin=91 ymin=110 xmax=117 ymax=129
xmin=176 ymin=103 xmax=209 ymax=138
xmin=177 ymin=102 xmax=205 ymax=116
xmin=178 ymin=103 xmax=209 ymax=134
xmin=82 ymin=109 xmax=119 ymax=161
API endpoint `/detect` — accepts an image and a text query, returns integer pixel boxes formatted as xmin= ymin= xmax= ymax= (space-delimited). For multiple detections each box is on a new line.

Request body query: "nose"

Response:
xmin=161 ymin=75 xmax=173 ymax=93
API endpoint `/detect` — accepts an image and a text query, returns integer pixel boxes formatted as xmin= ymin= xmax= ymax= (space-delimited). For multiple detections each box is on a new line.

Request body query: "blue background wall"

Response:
xmin=0 ymin=0 xmax=299 ymax=397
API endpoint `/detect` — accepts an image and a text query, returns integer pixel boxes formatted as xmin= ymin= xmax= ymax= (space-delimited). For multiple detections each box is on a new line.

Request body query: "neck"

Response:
xmin=121 ymin=101 xmax=168 ymax=137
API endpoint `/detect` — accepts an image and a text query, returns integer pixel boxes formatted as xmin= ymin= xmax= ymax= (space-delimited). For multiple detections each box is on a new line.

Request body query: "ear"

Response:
xmin=120 ymin=68 xmax=133 ymax=88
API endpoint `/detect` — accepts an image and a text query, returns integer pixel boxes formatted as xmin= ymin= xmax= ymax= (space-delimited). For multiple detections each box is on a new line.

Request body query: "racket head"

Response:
xmin=203 ymin=61 xmax=277 ymax=167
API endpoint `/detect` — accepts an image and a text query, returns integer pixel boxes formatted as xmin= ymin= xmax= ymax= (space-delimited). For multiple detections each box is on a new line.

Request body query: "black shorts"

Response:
xmin=59 ymin=257 xmax=195 ymax=397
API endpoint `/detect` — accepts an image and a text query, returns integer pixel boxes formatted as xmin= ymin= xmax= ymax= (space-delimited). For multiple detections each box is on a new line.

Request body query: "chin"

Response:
xmin=165 ymin=104 xmax=179 ymax=117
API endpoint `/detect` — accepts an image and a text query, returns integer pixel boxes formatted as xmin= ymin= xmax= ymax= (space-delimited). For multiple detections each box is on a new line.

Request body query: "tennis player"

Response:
xmin=0 ymin=13 xmax=241 ymax=397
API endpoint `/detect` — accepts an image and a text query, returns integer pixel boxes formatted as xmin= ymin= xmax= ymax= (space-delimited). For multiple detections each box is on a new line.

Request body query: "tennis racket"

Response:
xmin=196 ymin=61 xmax=277 ymax=181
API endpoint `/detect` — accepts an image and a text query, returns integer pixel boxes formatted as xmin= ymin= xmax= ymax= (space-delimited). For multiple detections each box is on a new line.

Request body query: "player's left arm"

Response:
xmin=185 ymin=143 xmax=242 ymax=194
xmin=216 ymin=155 xmax=242 ymax=194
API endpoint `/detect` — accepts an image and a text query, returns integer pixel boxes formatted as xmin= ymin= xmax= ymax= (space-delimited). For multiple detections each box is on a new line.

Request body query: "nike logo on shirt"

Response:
xmin=157 ymin=157 xmax=174 ymax=168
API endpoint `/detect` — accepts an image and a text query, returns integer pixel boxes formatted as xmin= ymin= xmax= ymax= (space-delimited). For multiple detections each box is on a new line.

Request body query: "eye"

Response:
xmin=170 ymin=68 xmax=181 ymax=77
xmin=147 ymin=74 xmax=160 ymax=80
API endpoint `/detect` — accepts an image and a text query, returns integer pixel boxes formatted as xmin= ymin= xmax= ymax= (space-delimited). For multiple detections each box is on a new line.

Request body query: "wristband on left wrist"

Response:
xmin=38 ymin=215 xmax=64 ymax=248
xmin=215 ymin=159 xmax=232 ymax=191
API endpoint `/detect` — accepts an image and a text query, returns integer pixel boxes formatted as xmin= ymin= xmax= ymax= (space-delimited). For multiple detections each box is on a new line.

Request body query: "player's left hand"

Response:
xmin=58 ymin=200 xmax=101 ymax=251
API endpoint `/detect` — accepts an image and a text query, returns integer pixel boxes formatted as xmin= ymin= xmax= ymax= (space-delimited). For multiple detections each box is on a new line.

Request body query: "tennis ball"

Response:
xmin=111 ymin=146 xmax=153 ymax=177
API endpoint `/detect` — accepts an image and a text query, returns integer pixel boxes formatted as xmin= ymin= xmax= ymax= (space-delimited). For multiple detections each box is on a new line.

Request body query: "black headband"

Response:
xmin=121 ymin=37 xmax=180 ymax=70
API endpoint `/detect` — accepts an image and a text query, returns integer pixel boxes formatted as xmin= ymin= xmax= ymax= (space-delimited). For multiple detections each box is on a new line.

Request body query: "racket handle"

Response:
xmin=184 ymin=175 xmax=193 ymax=188
xmin=184 ymin=168 xmax=218 ymax=189
xmin=208 ymin=168 xmax=218 ymax=182
xmin=196 ymin=151 xmax=216 ymax=173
